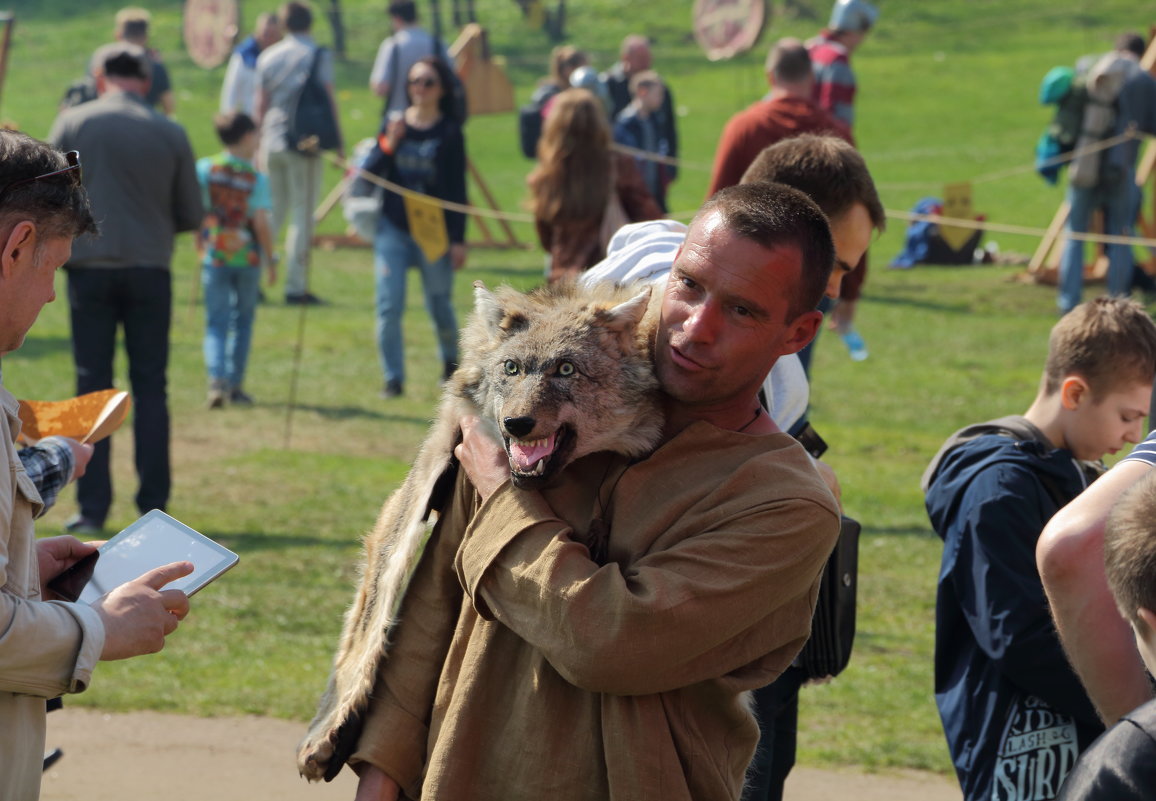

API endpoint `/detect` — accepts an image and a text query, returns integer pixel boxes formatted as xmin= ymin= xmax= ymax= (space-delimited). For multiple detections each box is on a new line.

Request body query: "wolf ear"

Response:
xmin=472 ymin=280 xmax=528 ymax=337
xmin=602 ymin=286 xmax=652 ymax=333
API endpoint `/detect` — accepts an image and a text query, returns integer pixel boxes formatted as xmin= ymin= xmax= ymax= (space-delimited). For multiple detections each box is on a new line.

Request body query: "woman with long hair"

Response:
xmin=528 ymin=88 xmax=661 ymax=282
xmin=360 ymin=56 xmax=467 ymax=398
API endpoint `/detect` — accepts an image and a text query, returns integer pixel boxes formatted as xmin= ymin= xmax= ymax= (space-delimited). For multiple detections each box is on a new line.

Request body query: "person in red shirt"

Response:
xmin=707 ymin=38 xmax=849 ymax=197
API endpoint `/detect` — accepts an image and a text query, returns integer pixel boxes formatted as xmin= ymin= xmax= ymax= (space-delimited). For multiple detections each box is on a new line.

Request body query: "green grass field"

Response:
xmin=4 ymin=0 xmax=1153 ymax=776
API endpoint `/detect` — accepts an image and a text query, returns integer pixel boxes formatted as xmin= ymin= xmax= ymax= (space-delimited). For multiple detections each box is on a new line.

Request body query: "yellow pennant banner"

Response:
xmin=939 ymin=182 xmax=975 ymax=252
xmin=404 ymin=193 xmax=449 ymax=263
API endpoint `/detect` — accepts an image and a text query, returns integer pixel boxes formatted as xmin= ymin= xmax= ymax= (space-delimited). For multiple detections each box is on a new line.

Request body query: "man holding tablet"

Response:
xmin=0 ymin=130 xmax=195 ymax=801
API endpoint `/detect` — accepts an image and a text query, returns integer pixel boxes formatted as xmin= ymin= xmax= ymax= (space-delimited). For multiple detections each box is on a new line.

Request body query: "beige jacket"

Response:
xmin=352 ymin=423 xmax=840 ymax=800
xmin=0 ymin=384 xmax=104 ymax=801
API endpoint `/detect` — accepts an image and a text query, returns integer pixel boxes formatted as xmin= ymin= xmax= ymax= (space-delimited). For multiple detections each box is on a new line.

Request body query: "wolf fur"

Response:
xmin=297 ymin=279 xmax=663 ymax=781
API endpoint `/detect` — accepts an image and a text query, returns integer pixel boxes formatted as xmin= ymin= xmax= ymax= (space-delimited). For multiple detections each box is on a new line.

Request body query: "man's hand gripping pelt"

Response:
xmin=297 ymin=280 xmax=663 ymax=781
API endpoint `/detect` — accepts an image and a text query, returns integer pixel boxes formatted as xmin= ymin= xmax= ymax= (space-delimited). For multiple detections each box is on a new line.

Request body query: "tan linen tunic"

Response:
xmin=352 ymin=422 xmax=839 ymax=801
xmin=0 ymin=384 xmax=104 ymax=801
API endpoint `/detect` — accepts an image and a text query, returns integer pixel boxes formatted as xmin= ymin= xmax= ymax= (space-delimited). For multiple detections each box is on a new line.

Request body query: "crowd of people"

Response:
xmin=4 ymin=1 xmax=1156 ymax=800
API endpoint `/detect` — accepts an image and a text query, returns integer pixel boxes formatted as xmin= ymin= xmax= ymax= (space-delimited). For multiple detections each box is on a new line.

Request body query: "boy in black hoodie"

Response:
xmin=922 ymin=296 xmax=1156 ymax=801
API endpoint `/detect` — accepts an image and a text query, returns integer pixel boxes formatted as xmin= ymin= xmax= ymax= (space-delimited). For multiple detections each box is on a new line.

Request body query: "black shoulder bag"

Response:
xmin=289 ymin=47 xmax=341 ymax=154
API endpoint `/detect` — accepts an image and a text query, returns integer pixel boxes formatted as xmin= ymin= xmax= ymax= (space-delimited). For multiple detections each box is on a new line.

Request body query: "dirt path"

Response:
xmin=41 ymin=708 xmax=961 ymax=800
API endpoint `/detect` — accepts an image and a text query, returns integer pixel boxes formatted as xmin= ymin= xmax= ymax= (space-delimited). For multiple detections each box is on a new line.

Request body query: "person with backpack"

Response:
xmin=517 ymin=45 xmax=589 ymax=159
xmin=923 ymin=297 xmax=1156 ymax=801
xmin=255 ymin=1 xmax=343 ymax=306
xmin=1057 ymin=33 xmax=1156 ymax=314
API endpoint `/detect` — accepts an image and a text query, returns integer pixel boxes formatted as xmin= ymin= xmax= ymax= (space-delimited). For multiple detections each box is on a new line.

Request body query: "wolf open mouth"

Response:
xmin=504 ymin=425 xmax=576 ymax=489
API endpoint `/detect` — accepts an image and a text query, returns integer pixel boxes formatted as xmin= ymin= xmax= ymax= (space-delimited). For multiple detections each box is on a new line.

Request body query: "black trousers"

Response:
xmin=745 ymin=665 xmax=807 ymax=801
xmin=67 ymin=267 xmax=171 ymax=524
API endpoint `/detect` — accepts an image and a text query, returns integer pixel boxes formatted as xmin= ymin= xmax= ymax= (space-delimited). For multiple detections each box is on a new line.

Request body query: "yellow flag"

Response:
xmin=939 ymin=182 xmax=975 ymax=252
xmin=403 ymin=193 xmax=449 ymax=263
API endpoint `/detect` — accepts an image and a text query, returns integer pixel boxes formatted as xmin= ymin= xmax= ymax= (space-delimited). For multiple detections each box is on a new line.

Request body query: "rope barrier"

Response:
xmin=887 ymin=209 xmax=1156 ymax=248
xmin=322 ymin=134 xmax=1156 ymax=249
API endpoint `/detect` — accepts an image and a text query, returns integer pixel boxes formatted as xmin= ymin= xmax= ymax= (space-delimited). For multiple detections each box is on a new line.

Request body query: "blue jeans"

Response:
xmin=374 ymin=217 xmax=458 ymax=385
xmin=202 ymin=264 xmax=261 ymax=387
xmin=1058 ymin=175 xmax=1133 ymax=313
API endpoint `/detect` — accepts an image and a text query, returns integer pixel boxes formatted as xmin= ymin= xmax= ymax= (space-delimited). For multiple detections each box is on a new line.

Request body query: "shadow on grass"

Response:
xmin=203 ymin=530 xmax=357 ymax=552
xmin=261 ymin=402 xmax=397 ymax=422
xmin=863 ymin=525 xmax=938 ymax=539
xmin=10 ymin=335 xmax=72 ymax=361
xmin=867 ymin=290 xmax=970 ymax=315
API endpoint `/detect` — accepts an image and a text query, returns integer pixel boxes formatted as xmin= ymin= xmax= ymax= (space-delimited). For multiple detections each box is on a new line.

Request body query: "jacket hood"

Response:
xmin=923 ymin=416 xmax=1093 ymax=541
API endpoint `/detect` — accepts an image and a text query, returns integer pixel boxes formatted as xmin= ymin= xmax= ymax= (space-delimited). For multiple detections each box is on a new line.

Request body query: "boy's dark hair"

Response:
xmin=765 ymin=38 xmax=812 ymax=84
xmin=1105 ymin=470 xmax=1156 ymax=630
xmin=280 ymin=1 xmax=313 ymax=33
xmin=0 ymin=130 xmax=96 ymax=240
xmin=741 ymin=134 xmax=886 ymax=232
xmin=389 ymin=1 xmax=417 ymax=23
xmin=696 ymin=182 xmax=834 ymax=317
xmin=1043 ymin=297 xmax=1156 ymax=398
xmin=214 ymin=112 xmax=257 ymax=146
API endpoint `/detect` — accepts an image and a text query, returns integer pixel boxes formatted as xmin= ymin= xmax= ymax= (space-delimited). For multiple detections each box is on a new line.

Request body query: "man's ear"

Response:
xmin=1137 ymin=606 xmax=1156 ymax=633
xmin=781 ymin=309 xmax=823 ymax=355
xmin=0 ymin=221 xmax=36 ymax=279
xmin=1060 ymin=375 xmax=1091 ymax=411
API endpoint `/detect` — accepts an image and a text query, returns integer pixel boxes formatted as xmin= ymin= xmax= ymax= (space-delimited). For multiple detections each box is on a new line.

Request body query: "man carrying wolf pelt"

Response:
xmin=329 ymin=182 xmax=841 ymax=801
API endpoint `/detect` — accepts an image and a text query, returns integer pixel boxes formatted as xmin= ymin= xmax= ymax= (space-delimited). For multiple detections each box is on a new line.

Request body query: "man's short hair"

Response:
xmin=388 ymin=0 xmax=417 ymax=23
xmin=1105 ymin=470 xmax=1156 ymax=629
xmin=741 ymin=134 xmax=885 ymax=232
xmin=93 ymin=42 xmax=151 ymax=81
xmin=1116 ymin=32 xmax=1146 ymax=59
xmin=628 ymin=69 xmax=661 ymax=96
xmin=1043 ymin=296 xmax=1156 ymax=398
xmin=695 ymin=182 xmax=834 ymax=317
xmin=0 ymin=131 xmax=96 ymax=241
xmin=214 ymin=112 xmax=258 ymax=146
xmin=115 ymin=7 xmax=150 ymax=42
xmin=765 ymin=38 xmax=812 ymax=84
xmin=280 ymin=1 xmax=313 ymax=33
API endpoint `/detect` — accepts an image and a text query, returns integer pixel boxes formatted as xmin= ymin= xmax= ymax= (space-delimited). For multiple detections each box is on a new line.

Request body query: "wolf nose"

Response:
xmin=503 ymin=416 xmax=536 ymax=439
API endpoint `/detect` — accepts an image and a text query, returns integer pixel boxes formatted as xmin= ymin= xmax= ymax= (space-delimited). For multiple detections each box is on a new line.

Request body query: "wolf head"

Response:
xmin=451 ymin=280 xmax=663 ymax=490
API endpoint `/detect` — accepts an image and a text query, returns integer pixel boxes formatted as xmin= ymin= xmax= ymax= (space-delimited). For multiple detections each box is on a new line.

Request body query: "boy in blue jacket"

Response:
xmin=922 ymin=296 xmax=1156 ymax=801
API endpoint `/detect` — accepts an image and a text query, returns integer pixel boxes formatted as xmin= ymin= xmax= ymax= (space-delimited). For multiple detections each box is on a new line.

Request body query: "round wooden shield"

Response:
xmin=184 ymin=0 xmax=239 ymax=70
xmin=692 ymin=0 xmax=767 ymax=62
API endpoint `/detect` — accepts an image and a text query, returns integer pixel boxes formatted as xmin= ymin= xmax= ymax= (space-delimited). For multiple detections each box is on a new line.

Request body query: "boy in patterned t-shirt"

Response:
xmin=196 ymin=111 xmax=276 ymax=408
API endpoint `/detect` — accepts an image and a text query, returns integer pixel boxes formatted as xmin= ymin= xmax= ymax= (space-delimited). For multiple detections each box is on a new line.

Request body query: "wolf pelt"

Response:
xmin=297 ymin=279 xmax=664 ymax=781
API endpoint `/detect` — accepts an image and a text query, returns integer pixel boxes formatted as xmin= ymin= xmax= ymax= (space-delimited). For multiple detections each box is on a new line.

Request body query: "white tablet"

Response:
xmin=49 ymin=509 xmax=239 ymax=605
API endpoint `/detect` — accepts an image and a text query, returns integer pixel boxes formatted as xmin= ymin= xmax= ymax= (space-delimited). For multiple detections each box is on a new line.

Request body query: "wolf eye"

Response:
xmin=504 ymin=360 xmax=519 ymax=375
xmin=557 ymin=361 xmax=575 ymax=377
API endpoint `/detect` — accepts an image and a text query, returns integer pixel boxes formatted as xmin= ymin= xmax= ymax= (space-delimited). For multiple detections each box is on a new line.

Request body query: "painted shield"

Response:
xmin=692 ymin=0 xmax=767 ymax=62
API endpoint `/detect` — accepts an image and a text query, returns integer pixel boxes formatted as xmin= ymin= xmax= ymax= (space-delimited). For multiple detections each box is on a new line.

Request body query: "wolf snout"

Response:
xmin=503 ymin=416 xmax=536 ymax=438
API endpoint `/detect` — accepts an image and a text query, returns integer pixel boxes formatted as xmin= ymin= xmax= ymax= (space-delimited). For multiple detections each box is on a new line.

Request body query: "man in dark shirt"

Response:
xmin=49 ymin=43 xmax=203 ymax=534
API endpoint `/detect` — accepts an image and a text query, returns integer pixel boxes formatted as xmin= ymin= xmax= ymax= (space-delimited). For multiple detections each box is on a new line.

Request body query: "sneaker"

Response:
xmin=285 ymin=292 xmax=324 ymax=306
xmin=207 ymin=380 xmax=228 ymax=409
xmin=229 ymin=387 xmax=254 ymax=407
xmin=381 ymin=379 xmax=403 ymax=399
xmin=840 ymin=329 xmax=869 ymax=362
xmin=64 ymin=514 xmax=104 ymax=536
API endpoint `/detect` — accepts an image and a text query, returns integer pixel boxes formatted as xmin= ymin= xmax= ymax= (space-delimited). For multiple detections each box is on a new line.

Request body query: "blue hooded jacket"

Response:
xmin=924 ymin=417 xmax=1104 ymax=801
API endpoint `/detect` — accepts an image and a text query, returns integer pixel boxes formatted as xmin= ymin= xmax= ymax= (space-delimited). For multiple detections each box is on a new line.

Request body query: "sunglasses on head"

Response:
xmin=408 ymin=76 xmax=439 ymax=88
xmin=0 ymin=150 xmax=82 ymax=206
